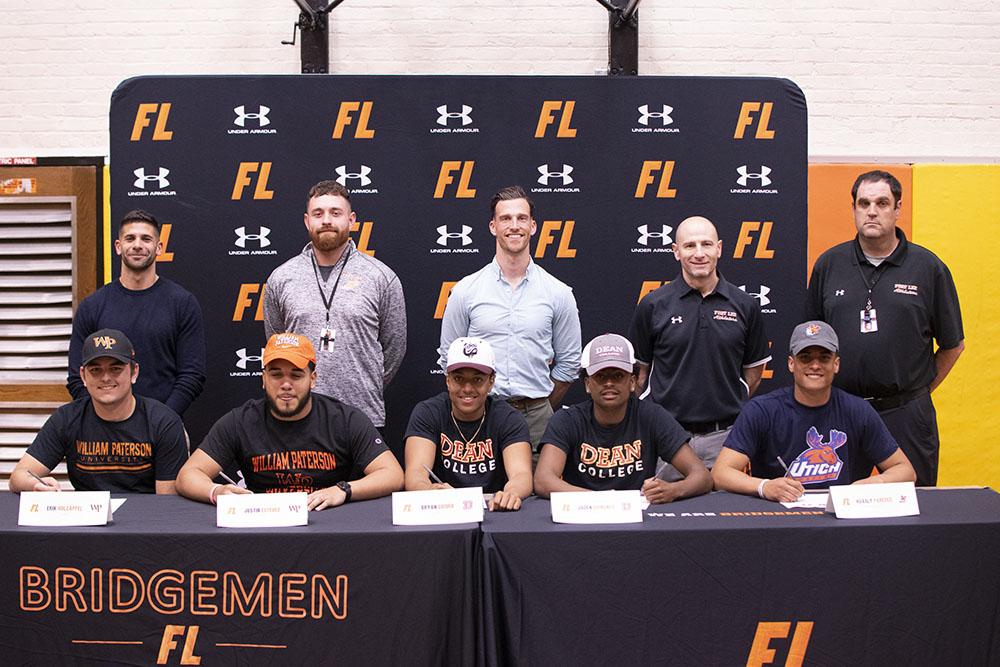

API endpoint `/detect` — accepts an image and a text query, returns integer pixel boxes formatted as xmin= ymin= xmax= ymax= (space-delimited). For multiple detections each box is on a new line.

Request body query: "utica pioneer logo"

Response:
xmin=632 ymin=224 xmax=673 ymax=253
xmin=335 ymin=164 xmax=377 ymax=194
xmin=230 ymin=227 xmax=277 ymax=257
xmin=633 ymin=104 xmax=679 ymax=133
xmin=739 ymin=284 xmax=776 ymax=314
xmin=732 ymin=165 xmax=778 ymax=195
xmin=788 ymin=427 xmax=846 ymax=484
xmin=230 ymin=105 xmax=276 ymax=134
xmin=431 ymin=104 xmax=479 ymax=133
xmin=431 ymin=225 xmax=478 ymax=255
xmin=129 ymin=167 xmax=176 ymax=198
xmin=532 ymin=163 xmax=580 ymax=193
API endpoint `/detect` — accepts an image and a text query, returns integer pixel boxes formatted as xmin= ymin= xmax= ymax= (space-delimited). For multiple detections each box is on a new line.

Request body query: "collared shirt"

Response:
xmin=805 ymin=228 xmax=963 ymax=398
xmin=438 ymin=258 xmax=582 ymax=400
xmin=628 ymin=274 xmax=771 ymax=423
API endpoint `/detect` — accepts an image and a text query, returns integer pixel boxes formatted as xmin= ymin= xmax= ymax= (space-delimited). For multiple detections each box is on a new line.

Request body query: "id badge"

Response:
xmin=319 ymin=327 xmax=337 ymax=352
xmin=859 ymin=308 xmax=878 ymax=333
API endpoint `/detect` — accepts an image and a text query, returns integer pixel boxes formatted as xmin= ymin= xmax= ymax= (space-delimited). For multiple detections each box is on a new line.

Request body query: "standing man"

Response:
xmin=264 ymin=181 xmax=406 ymax=429
xmin=13 ymin=329 xmax=188 ymax=494
xmin=628 ymin=216 xmax=770 ymax=478
xmin=806 ymin=170 xmax=964 ymax=486
xmin=439 ymin=185 xmax=581 ymax=450
xmin=176 ymin=332 xmax=403 ymax=509
xmin=713 ymin=321 xmax=915 ymax=502
xmin=67 ymin=210 xmax=206 ymax=417
xmin=533 ymin=333 xmax=711 ymax=502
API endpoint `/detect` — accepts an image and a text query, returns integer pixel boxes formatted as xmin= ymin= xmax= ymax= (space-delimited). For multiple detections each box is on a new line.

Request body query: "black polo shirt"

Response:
xmin=628 ymin=274 xmax=771 ymax=424
xmin=805 ymin=228 xmax=963 ymax=398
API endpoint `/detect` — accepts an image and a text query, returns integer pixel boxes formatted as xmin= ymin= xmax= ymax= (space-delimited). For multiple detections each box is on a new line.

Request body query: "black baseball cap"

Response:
xmin=81 ymin=329 xmax=135 ymax=365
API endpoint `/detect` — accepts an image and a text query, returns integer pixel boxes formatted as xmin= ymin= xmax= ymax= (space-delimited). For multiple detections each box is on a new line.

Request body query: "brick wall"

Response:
xmin=1 ymin=0 xmax=998 ymax=159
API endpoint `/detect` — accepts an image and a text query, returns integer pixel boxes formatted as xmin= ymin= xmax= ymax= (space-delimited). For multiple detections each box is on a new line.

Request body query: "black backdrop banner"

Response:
xmin=109 ymin=75 xmax=807 ymax=451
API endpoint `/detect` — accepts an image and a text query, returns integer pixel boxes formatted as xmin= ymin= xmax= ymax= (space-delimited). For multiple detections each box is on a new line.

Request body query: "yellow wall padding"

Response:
xmin=912 ymin=164 xmax=1000 ymax=488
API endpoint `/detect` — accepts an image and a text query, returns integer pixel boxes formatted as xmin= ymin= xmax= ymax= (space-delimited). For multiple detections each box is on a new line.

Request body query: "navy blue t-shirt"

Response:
xmin=405 ymin=393 xmax=530 ymax=493
xmin=27 ymin=396 xmax=187 ymax=493
xmin=725 ymin=386 xmax=898 ymax=487
xmin=541 ymin=395 xmax=688 ymax=491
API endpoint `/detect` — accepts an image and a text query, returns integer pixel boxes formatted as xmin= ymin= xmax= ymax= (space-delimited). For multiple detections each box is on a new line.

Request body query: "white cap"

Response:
xmin=446 ymin=337 xmax=495 ymax=374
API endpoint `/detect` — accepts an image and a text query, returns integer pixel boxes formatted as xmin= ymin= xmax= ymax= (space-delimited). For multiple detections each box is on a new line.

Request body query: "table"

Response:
xmin=481 ymin=489 xmax=1000 ymax=666
xmin=0 ymin=494 xmax=480 ymax=666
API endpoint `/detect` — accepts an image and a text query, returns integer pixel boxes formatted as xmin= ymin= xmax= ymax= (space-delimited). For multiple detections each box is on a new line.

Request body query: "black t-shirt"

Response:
xmin=405 ymin=393 xmax=530 ymax=492
xmin=629 ymin=275 xmax=771 ymax=422
xmin=27 ymin=396 xmax=187 ymax=493
xmin=806 ymin=229 xmax=963 ymax=397
xmin=541 ymin=395 xmax=689 ymax=491
xmin=198 ymin=394 xmax=387 ymax=493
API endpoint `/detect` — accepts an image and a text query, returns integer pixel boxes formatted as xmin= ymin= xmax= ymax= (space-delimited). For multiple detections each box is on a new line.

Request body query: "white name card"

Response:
xmin=19 ymin=491 xmax=115 ymax=526
xmin=216 ymin=492 xmax=309 ymax=528
xmin=550 ymin=490 xmax=643 ymax=524
xmin=825 ymin=482 xmax=920 ymax=519
xmin=392 ymin=487 xmax=485 ymax=525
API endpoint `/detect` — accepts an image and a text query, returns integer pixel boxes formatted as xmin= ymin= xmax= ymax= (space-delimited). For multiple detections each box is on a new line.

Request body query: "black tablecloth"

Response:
xmin=481 ymin=490 xmax=1000 ymax=666
xmin=1 ymin=494 xmax=480 ymax=666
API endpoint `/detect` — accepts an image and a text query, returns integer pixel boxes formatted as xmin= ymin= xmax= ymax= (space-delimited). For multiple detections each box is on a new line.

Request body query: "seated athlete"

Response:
xmin=176 ymin=332 xmax=403 ymax=510
xmin=404 ymin=337 xmax=533 ymax=511
xmin=534 ymin=333 xmax=711 ymax=502
xmin=712 ymin=320 xmax=916 ymax=502
xmin=11 ymin=328 xmax=187 ymax=494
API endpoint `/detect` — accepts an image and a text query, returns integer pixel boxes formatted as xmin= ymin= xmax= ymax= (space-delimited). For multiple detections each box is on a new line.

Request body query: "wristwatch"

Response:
xmin=336 ymin=481 xmax=352 ymax=503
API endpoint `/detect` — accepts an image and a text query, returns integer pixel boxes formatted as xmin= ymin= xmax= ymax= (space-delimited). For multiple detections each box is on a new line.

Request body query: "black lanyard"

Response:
xmin=310 ymin=245 xmax=352 ymax=324
xmin=855 ymin=258 xmax=887 ymax=323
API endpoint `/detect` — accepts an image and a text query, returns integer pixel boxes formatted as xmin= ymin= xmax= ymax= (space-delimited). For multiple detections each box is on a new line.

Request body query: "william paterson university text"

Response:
xmin=19 ymin=566 xmax=348 ymax=619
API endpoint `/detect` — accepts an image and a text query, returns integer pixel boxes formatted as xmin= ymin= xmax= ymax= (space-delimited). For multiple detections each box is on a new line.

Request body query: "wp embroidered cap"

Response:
xmin=81 ymin=328 xmax=135 ymax=365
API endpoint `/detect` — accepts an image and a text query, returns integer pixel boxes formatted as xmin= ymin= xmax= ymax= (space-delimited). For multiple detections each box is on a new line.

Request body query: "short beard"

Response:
xmin=267 ymin=390 xmax=312 ymax=420
xmin=312 ymin=230 xmax=347 ymax=253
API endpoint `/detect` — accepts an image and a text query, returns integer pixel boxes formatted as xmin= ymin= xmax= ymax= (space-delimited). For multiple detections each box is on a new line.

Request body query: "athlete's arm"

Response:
xmin=176 ymin=449 xmax=249 ymax=504
xmin=853 ymin=448 xmax=917 ymax=485
xmin=711 ymin=447 xmax=804 ymax=502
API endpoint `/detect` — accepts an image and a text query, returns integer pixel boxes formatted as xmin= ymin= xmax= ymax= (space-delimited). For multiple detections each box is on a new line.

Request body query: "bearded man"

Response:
xmin=264 ymin=181 xmax=406 ymax=428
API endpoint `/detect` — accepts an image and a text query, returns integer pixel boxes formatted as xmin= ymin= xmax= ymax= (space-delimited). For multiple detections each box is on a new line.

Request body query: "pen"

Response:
xmin=776 ymin=456 xmax=791 ymax=477
xmin=219 ymin=471 xmax=252 ymax=493
xmin=27 ymin=470 xmax=57 ymax=489
xmin=422 ymin=464 xmax=444 ymax=485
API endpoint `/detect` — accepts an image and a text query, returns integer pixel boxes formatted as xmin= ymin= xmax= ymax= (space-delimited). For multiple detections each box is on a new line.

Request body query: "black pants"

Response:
xmin=878 ymin=391 xmax=939 ymax=486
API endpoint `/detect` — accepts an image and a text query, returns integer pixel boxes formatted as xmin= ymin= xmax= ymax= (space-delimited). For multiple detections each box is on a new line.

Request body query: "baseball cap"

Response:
xmin=446 ymin=337 xmax=495 ymax=374
xmin=263 ymin=333 xmax=317 ymax=369
xmin=789 ymin=320 xmax=839 ymax=355
xmin=81 ymin=328 xmax=135 ymax=365
xmin=582 ymin=333 xmax=636 ymax=375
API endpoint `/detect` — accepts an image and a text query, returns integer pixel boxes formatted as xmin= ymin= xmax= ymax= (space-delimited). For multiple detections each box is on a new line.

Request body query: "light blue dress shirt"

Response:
xmin=438 ymin=258 xmax=582 ymax=399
